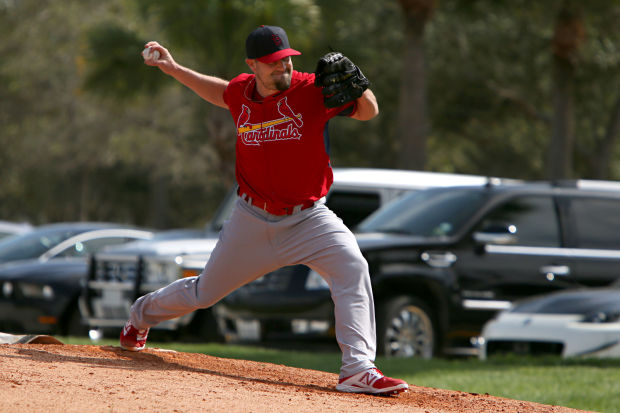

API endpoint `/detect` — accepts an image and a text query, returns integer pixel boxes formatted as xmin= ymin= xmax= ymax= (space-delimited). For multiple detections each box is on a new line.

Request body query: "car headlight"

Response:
xmin=305 ymin=269 xmax=329 ymax=291
xmin=19 ymin=283 xmax=55 ymax=300
xmin=2 ymin=281 xmax=13 ymax=297
xmin=583 ymin=311 xmax=620 ymax=323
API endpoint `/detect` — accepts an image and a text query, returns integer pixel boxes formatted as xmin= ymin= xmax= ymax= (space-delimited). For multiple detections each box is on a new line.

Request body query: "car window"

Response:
xmin=326 ymin=191 xmax=381 ymax=229
xmin=476 ymin=195 xmax=559 ymax=247
xmin=55 ymin=237 xmax=140 ymax=258
xmin=0 ymin=228 xmax=84 ymax=263
xmin=570 ymin=197 xmax=620 ymax=249
xmin=358 ymin=187 xmax=489 ymax=237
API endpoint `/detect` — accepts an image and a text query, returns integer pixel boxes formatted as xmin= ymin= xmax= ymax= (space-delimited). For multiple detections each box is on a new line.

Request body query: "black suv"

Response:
xmin=80 ymin=168 xmax=489 ymax=339
xmin=213 ymin=180 xmax=620 ymax=358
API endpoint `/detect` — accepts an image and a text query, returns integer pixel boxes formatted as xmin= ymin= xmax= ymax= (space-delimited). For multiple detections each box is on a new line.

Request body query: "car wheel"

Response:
xmin=377 ymin=296 xmax=436 ymax=359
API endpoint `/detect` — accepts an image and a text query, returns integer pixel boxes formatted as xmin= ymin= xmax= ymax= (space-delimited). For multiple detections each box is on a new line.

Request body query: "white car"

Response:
xmin=479 ymin=283 xmax=620 ymax=359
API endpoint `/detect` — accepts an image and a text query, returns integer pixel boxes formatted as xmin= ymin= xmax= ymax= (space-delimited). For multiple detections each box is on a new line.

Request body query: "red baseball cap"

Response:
xmin=246 ymin=25 xmax=301 ymax=63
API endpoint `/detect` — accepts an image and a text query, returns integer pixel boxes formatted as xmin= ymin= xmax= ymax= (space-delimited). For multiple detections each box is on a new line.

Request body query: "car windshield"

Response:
xmin=0 ymin=227 xmax=87 ymax=263
xmin=357 ymin=187 xmax=490 ymax=237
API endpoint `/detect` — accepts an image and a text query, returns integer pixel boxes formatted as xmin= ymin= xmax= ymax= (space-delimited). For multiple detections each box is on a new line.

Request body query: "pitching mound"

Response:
xmin=0 ymin=343 xmax=589 ymax=412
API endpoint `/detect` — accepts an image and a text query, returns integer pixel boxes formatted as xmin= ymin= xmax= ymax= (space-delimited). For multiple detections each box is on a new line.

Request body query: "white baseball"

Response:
xmin=142 ymin=47 xmax=160 ymax=61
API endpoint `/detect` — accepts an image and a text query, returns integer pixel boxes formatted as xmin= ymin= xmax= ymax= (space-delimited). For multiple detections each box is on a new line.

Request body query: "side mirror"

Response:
xmin=472 ymin=223 xmax=518 ymax=245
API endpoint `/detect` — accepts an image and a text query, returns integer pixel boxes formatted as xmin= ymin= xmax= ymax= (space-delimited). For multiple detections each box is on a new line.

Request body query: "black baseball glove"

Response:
xmin=314 ymin=52 xmax=370 ymax=108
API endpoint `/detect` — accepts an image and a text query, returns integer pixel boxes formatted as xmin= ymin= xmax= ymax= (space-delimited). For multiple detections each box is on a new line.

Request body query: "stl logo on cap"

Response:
xmin=272 ymin=34 xmax=282 ymax=46
xmin=246 ymin=25 xmax=301 ymax=63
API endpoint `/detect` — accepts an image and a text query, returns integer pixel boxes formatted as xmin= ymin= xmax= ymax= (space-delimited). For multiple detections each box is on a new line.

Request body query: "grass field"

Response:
xmin=61 ymin=337 xmax=614 ymax=412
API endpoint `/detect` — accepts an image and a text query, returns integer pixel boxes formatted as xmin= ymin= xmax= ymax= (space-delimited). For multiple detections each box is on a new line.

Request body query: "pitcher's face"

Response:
xmin=247 ymin=56 xmax=293 ymax=96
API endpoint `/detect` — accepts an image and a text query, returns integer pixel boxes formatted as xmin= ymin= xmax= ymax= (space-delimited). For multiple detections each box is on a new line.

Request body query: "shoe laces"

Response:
xmin=367 ymin=368 xmax=384 ymax=379
xmin=136 ymin=329 xmax=148 ymax=340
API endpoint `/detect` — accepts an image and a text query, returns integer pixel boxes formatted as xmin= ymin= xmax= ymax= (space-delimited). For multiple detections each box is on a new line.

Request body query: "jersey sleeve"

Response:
xmin=336 ymin=100 xmax=357 ymax=117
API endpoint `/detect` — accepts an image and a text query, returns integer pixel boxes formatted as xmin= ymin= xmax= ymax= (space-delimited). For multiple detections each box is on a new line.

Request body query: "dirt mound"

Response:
xmin=0 ymin=343 xmax=590 ymax=412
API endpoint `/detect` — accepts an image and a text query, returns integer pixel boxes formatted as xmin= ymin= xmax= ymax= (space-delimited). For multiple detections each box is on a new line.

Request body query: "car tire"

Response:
xmin=376 ymin=296 xmax=436 ymax=359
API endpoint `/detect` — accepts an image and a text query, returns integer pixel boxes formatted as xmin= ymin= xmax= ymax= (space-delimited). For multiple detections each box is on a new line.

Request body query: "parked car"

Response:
xmin=79 ymin=168 xmax=493 ymax=339
xmin=0 ymin=221 xmax=32 ymax=240
xmin=479 ymin=281 xmax=620 ymax=359
xmin=0 ymin=224 xmax=153 ymax=335
xmin=0 ymin=222 xmax=151 ymax=265
xmin=212 ymin=179 xmax=620 ymax=358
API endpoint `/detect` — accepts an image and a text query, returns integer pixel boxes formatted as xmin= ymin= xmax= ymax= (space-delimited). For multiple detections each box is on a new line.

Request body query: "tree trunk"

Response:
xmin=396 ymin=0 xmax=435 ymax=170
xmin=149 ymin=174 xmax=169 ymax=229
xmin=548 ymin=55 xmax=575 ymax=180
xmin=594 ymin=96 xmax=620 ymax=179
xmin=547 ymin=1 xmax=584 ymax=180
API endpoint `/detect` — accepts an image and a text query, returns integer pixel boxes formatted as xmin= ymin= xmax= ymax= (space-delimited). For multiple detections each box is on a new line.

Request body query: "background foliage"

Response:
xmin=1 ymin=0 xmax=618 ymax=228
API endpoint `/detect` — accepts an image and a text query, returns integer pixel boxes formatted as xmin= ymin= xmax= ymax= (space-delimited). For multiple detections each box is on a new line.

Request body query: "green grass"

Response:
xmin=60 ymin=337 xmax=614 ymax=412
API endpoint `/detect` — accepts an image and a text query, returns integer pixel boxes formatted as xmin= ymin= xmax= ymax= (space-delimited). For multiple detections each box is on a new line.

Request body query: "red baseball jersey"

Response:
xmin=223 ymin=70 xmax=355 ymax=210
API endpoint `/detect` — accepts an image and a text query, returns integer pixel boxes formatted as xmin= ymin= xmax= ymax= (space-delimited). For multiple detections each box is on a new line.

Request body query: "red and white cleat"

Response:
xmin=336 ymin=368 xmax=409 ymax=395
xmin=119 ymin=320 xmax=149 ymax=352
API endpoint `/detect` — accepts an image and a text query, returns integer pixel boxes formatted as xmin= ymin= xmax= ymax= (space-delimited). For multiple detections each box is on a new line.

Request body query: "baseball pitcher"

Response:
xmin=121 ymin=25 xmax=408 ymax=396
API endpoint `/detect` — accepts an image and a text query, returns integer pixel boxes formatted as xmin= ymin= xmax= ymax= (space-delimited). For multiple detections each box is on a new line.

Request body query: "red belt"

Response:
xmin=241 ymin=193 xmax=316 ymax=216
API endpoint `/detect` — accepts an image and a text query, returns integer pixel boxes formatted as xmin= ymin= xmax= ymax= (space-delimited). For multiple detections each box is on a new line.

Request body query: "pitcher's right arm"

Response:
xmin=143 ymin=41 xmax=229 ymax=109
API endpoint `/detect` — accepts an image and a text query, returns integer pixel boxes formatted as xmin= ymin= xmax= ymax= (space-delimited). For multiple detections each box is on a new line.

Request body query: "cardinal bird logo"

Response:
xmin=237 ymin=104 xmax=251 ymax=130
xmin=277 ymin=97 xmax=303 ymax=127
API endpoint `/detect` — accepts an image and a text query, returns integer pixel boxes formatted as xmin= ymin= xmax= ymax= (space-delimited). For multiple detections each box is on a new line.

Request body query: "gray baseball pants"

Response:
xmin=129 ymin=196 xmax=377 ymax=378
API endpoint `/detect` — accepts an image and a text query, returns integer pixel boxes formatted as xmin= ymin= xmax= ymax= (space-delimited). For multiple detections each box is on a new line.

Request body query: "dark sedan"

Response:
xmin=0 ymin=222 xmax=152 ymax=264
xmin=0 ymin=224 xmax=153 ymax=335
xmin=0 ymin=259 xmax=92 ymax=335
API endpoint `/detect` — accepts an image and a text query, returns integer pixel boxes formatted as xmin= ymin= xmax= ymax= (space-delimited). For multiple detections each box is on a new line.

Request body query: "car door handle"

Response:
xmin=539 ymin=265 xmax=570 ymax=276
xmin=421 ymin=251 xmax=457 ymax=268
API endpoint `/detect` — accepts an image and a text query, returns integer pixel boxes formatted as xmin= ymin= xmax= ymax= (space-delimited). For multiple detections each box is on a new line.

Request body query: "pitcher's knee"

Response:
xmin=193 ymin=273 xmax=232 ymax=309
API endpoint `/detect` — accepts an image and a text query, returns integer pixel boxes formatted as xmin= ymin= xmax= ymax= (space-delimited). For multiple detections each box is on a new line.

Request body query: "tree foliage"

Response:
xmin=422 ymin=0 xmax=620 ymax=179
xmin=0 ymin=0 xmax=618 ymax=228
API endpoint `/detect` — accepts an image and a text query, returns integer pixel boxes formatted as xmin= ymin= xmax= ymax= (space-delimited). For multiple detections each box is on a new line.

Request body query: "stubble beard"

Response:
xmin=273 ymin=71 xmax=292 ymax=91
